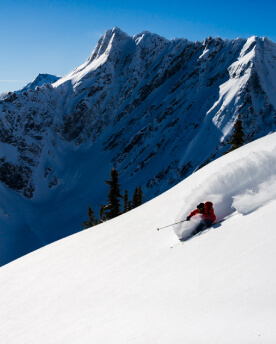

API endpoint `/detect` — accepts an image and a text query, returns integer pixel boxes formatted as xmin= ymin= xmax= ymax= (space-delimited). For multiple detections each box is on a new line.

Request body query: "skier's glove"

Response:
xmin=186 ymin=216 xmax=191 ymax=221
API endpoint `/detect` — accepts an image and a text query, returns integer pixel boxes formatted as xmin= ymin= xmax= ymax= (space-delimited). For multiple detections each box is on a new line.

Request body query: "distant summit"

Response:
xmin=19 ymin=73 xmax=61 ymax=92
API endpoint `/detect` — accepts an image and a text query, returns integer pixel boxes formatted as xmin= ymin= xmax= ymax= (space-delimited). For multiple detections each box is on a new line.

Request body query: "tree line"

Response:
xmin=82 ymin=168 xmax=144 ymax=229
xmin=82 ymin=116 xmax=244 ymax=229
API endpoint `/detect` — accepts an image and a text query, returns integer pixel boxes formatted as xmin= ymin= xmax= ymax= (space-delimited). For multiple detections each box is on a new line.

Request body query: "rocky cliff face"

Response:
xmin=0 ymin=28 xmax=276 ymax=265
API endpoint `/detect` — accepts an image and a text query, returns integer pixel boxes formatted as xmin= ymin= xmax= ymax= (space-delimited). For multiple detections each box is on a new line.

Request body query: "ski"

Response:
xmin=170 ymin=229 xmax=207 ymax=248
xmin=170 ymin=219 xmax=224 ymax=249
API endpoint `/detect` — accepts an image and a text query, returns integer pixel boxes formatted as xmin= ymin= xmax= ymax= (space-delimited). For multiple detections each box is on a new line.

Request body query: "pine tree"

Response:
xmin=132 ymin=186 xmax=144 ymax=209
xmin=230 ymin=114 xmax=245 ymax=150
xmin=104 ymin=168 xmax=123 ymax=219
xmin=99 ymin=204 xmax=107 ymax=222
xmin=82 ymin=205 xmax=98 ymax=229
xmin=123 ymin=190 xmax=132 ymax=213
xmin=132 ymin=187 xmax=140 ymax=208
xmin=137 ymin=186 xmax=144 ymax=206
xmin=225 ymin=114 xmax=245 ymax=154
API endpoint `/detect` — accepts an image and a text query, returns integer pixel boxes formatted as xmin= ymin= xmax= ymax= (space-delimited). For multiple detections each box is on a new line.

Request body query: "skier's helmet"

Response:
xmin=197 ymin=203 xmax=205 ymax=211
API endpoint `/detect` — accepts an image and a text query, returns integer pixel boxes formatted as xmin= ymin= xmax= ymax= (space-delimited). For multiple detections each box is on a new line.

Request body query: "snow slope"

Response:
xmin=0 ymin=133 xmax=276 ymax=343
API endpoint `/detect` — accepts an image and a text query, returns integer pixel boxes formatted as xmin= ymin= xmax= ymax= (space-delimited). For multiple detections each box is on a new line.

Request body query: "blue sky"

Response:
xmin=0 ymin=0 xmax=275 ymax=93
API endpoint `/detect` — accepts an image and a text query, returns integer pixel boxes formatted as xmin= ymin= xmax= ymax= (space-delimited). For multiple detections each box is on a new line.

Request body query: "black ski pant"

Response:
xmin=192 ymin=219 xmax=213 ymax=236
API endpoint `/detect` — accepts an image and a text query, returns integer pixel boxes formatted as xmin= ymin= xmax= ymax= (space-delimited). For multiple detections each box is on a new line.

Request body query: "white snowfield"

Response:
xmin=1 ymin=133 xmax=276 ymax=343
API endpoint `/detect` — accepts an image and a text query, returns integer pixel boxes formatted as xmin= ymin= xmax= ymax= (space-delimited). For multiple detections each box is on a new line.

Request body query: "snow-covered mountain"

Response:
xmin=0 ymin=74 xmax=60 ymax=100
xmin=1 ymin=133 xmax=276 ymax=343
xmin=0 ymin=92 xmax=8 ymax=100
xmin=18 ymin=73 xmax=61 ymax=92
xmin=0 ymin=27 xmax=276 ymax=265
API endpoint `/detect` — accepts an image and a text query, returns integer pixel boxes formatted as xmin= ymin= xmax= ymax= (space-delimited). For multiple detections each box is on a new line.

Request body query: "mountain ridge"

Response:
xmin=0 ymin=28 xmax=276 ymax=265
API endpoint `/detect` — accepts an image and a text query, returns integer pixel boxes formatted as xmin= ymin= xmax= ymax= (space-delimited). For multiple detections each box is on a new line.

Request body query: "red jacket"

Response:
xmin=189 ymin=201 xmax=216 ymax=223
xmin=203 ymin=201 xmax=216 ymax=223
xmin=188 ymin=208 xmax=202 ymax=217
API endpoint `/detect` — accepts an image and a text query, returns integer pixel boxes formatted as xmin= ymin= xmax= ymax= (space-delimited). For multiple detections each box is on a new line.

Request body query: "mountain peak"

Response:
xmin=18 ymin=73 xmax=61 ymax=92
xmin=102 ymin=27 xmax=130 ymax=42
xmin=110 ymin=26 xmax=129 ymax=37
xmin=133 ymin=30 xmax=169 ymax=46
xmin=88 ymin=27 xmax=129 ymax=62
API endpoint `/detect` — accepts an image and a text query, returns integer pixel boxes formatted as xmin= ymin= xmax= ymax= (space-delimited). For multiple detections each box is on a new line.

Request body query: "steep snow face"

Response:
xmin=253 ymin=37 xmax=276 ymax=108
xmin=53 ymin=28 xmax=131 ymax=89
xmin=0 ymin=134 xmax=276 ymax=343
xmin=0 ymin=28 xmax=276 ymax=265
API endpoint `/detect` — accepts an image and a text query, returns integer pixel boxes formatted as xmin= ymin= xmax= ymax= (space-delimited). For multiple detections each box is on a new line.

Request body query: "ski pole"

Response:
xmin=157 ymin=219 xmax=187 ymax=231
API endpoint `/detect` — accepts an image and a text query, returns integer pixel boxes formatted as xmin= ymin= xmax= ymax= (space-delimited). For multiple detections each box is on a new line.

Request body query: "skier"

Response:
xmin=186 ymin=201 xmax=216 ymax=235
